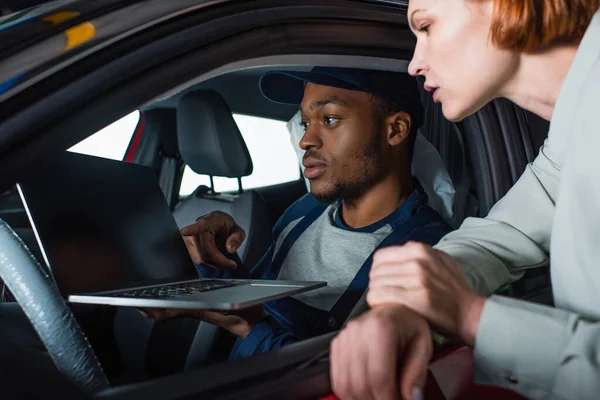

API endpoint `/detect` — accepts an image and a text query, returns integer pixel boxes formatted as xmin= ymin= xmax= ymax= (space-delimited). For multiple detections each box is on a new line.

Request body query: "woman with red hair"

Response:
xmin=330 ymin=1 xmax=600 ymax=400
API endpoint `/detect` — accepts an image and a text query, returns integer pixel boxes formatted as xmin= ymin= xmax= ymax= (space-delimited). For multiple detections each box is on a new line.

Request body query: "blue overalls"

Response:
xmin=197 ymin=187 xmax=451 ymax=360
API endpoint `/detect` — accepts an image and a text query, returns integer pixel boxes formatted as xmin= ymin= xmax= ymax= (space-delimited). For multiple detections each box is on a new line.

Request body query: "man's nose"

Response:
xmin=299 ymin=125 xmax=322 ymax=151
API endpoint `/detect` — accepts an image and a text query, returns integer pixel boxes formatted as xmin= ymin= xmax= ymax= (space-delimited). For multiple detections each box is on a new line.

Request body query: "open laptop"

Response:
xmin=17 ymin=151 xmax=325 ymax=310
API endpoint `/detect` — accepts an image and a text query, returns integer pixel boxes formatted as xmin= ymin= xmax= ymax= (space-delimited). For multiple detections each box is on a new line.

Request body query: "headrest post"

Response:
xmin=209 ymin=176 xmax=215 ymax=193
xmin=237 ymin=177 xmax=244 ymax=194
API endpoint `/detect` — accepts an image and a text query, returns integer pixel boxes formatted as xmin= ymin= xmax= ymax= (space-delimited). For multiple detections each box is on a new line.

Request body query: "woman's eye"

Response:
xmin=300 ymin=121 xmax=309 ymax=131
xmin=323 ymin=116 xmax=339 ymax=126
xmin=418 ymin=24 xmax=430 ymax=33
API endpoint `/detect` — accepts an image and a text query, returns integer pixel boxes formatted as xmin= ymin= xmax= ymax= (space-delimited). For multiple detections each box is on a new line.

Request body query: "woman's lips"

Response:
xmin=424 ymin=84 xmax=441 ymax=103
xmin=303 ymin=159 xmax=327 ymax=179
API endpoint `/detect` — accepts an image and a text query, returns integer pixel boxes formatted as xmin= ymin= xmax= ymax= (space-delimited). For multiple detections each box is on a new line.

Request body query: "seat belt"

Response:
xmin=344 ymin=292 xmax=368 ymax=322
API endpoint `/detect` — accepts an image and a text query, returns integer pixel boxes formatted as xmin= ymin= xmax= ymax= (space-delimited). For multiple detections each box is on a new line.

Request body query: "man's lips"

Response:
xmin=302 ymin=158 xmax=327 ymax=179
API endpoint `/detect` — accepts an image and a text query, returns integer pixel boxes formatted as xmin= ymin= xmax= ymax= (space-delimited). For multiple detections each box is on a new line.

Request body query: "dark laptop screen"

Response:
xmin=18 ymin=152 xmax=198 ymax=296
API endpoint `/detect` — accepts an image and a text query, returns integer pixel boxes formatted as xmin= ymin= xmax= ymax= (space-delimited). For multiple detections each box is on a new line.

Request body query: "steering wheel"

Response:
xmin=0 ymin=219 xmax=109 ymax=394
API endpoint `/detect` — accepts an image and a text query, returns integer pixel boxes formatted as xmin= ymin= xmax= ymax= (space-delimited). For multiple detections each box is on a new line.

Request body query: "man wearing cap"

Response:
xmin=146 ymin=67 xmax=451 ymax=360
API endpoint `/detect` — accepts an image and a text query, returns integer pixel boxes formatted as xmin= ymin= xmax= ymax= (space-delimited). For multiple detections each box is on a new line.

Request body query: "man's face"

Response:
xmin=299 ymin=83 xmax=387 ymax=202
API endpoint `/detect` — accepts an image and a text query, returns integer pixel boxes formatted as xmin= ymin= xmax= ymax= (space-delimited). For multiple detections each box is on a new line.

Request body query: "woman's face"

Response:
xmin=407 ymin=0 xmax=519 ymax=121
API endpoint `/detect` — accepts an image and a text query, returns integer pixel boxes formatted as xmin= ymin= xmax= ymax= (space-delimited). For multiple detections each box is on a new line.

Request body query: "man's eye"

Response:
xmin=300 ymin=121 xmax=309 ymax=131
xmin=323 ymin=117 xmax=339 ymax=126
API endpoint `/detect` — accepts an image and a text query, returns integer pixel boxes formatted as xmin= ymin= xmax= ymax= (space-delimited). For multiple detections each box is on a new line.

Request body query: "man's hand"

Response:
xmin=180 ymin=211 xmax=246 ymax=269
xmin=330 ymin=305 xmax=432 ymax=400
xmin=367 ymin=242 xmax=485 ymax=346
xmin=140 ymin=305 xmax=267 ymax=339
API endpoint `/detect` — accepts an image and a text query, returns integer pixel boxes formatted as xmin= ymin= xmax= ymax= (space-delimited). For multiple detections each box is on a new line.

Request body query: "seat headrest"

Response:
xmin=177 ymin=90 xmax=253 ymax=178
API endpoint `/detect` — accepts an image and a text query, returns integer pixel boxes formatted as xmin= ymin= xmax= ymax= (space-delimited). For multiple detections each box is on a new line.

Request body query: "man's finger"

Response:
xmin=139 ymin=308 xmax=166 ymax=320
xmin=180 ymin=225 xmax=196 ymax=237
xmin=180 ymin=220 xmax=205 ymax=237
xmin=199 ymin=231 xmax=237 ymax=269
xmin=183 ymin=235 xmax=203 ymax=265
xmin=199 ymin=310 xmax=224 ymax=323
xmin=225 ymin=226 xmax=246 ymax=253
xmin=198 ymin=311 xmax=240 ymax=331
xmin=398 ymin=334 xmax=431 ymax=400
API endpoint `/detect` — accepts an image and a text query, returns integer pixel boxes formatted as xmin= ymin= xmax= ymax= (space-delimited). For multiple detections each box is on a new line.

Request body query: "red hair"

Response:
xmin=489 ymin=0 xmax=600 ymax=52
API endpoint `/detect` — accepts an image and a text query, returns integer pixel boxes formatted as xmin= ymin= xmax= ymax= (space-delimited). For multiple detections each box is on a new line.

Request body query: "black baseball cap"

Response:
xmin=259 ymin=66 xmax=424 ymax=128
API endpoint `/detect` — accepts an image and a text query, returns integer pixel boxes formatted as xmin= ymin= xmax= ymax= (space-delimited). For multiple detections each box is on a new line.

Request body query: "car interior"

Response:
xmin=0 ymin=62 xmax=551 ymax=393
xmin=0 ymin=1 xmax=554 ymax=398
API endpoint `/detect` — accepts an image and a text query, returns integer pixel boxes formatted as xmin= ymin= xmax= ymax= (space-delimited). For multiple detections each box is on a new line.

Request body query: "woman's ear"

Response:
xmin=387 ymin=111 xmax=412 ymax=146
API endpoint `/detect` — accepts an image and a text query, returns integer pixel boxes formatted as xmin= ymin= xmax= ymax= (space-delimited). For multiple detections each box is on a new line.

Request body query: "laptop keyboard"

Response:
xmin=117 ymin=280 xmax=246 ymax=298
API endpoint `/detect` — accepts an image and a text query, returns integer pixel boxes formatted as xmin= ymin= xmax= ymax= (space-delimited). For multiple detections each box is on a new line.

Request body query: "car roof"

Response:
xmin=0 ymin=0 xmax=408 ymax=101
xmin=146 ymin=66 xmax=311 ymax=122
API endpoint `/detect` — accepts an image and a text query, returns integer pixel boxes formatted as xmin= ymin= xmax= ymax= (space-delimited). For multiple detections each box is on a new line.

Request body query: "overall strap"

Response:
xmin=329 ymin=206 xmax=442 ymax=323
xmin=266 ymin=203 xmax=328 ymax=279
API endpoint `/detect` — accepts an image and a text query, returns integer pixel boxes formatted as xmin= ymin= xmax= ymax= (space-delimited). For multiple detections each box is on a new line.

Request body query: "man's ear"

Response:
xmin=387 ymin=111 xmax=412 ymax=146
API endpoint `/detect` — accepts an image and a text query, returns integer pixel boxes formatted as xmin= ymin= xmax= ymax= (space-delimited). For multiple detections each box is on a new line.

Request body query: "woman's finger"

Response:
xmin=365 ymin=321 xmax=401 ymax=400
xmin=367 ymin=285 xmax=411 ymax=308
xmin=369 ymin=274 xmax=424 ymax=291
xmin=367 ymin=286 xmax=432 ymax=314
xmin=398 ymin=332 xmax=432 ymax=400
xmin=329 ymin=336 xmax=342 ymax=397
xmin=349 ymin=321 xmax=371 ymax=399
xmin=370 ymin=260 xmax=414 ymax=277
xmin=370 ymin=257 xmax=439 ymax=280
xmin=331 ymin=330 xmax=355 ymax=400
xmin=373 ymin=242 xmax=434 ymax=265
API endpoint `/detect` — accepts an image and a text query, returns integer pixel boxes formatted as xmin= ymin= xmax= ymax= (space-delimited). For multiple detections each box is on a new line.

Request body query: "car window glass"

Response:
xmin=179 ymin=114 xmax=300 ymax=196
xmin=68 ymin=111 xmax=140 ymax=160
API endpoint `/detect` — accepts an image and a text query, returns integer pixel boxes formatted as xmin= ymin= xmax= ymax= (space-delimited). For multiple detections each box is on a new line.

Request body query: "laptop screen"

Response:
xmin=17 ymin=152 xmax=199 ymax=296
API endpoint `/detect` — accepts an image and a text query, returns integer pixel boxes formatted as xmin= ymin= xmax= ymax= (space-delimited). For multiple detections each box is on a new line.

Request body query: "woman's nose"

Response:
xmin=408 ymin=57 xmax=427 ymax=77
xmin=408 ymin=45 xmax=428 ymax=77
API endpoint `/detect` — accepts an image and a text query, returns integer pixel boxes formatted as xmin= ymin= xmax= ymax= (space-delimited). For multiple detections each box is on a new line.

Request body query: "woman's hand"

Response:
xmin=367 ymin=242 xmax=486 ymax=346
xmin=330 ymin=305 xmax=432 ymax=400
